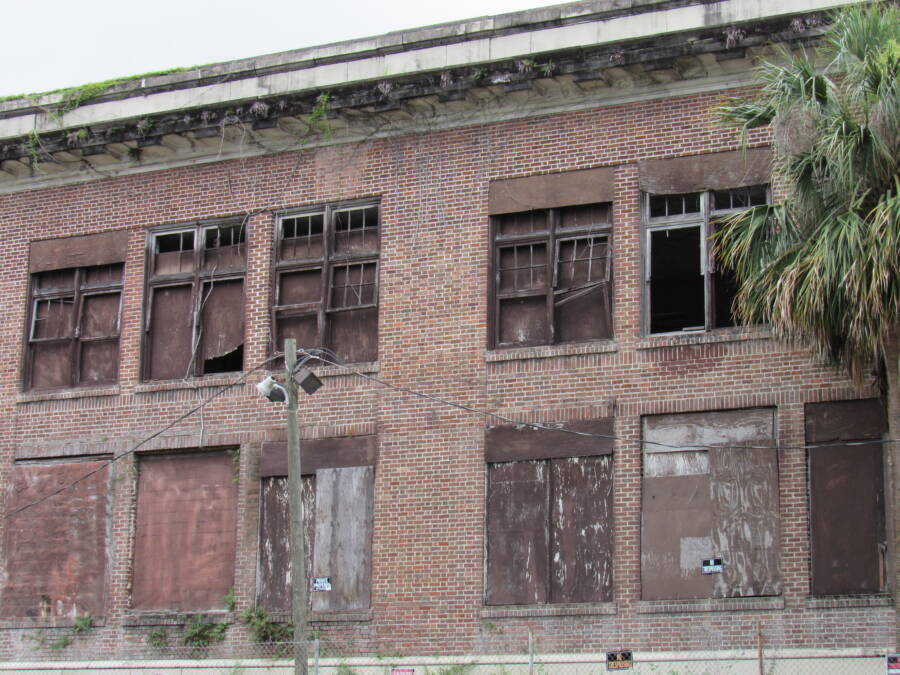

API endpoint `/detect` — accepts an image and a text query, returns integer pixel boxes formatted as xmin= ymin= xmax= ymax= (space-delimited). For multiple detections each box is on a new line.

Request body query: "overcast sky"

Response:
xmin=3 ymin=0 xmax=557 ymax=98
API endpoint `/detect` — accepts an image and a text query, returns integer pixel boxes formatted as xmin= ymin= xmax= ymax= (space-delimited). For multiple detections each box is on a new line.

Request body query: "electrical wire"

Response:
xmin=4 ymin=354 xmax=282 ymax=520
xmin=301 ymin=349 xmax=897 ymax=453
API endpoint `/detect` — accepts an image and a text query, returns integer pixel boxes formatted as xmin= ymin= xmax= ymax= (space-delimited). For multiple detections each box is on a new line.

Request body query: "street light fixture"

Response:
xmin=257 ymin=338 xmax=321 ymax=675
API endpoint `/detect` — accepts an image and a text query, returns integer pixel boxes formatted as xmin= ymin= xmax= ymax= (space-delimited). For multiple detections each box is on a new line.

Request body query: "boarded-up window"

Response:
xmin=25 ymin=263 xmax=123 ymax=390
xmin=144 ymin=222 xmax=245 ymax=380
xmin=644 ymin=186 xmax=767 ymax=334
xmin=257 ymin=437 xmax=375 ymax=612
xmin=1 ymin=460 xmax=109 ymax=618
xmin=132 ymin=452 xmax=238 ymax=610
xmin=641 ymin=408 xmax=781 ymax=600
xmin=491 ymin=204 xmax=612 ymax=348
xmin=806 ymin=399 xmax=887 ymax=595
xmin=484 ymin=420 xmax=614 ymax=605
xmin=274 ymin=203 xmax=379 ymax=363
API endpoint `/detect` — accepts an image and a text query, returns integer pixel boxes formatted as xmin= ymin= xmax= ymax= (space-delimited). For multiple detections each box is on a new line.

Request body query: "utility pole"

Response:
xmin=285 ymin=338 xmax=308 ymax=675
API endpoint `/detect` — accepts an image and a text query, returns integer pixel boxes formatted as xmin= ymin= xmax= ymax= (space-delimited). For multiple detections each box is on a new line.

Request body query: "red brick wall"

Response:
xmin=0 ymin=88 xmax=891 ymax=659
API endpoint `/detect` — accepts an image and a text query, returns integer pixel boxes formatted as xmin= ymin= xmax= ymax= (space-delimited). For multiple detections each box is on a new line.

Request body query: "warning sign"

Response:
xmin=606 ymin=650 xmax=633 ymax=670
xmin=887 ymin=654 xmax=900 ymax=672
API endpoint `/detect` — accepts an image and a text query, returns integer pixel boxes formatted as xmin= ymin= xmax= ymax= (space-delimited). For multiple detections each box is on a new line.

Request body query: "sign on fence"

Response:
xmin=606 ymin=650 xmax=633 ymax=670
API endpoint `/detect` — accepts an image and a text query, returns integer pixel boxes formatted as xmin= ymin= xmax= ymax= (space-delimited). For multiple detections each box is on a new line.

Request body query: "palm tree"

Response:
xmin=716 ymin=0 xmax=899 ymax=631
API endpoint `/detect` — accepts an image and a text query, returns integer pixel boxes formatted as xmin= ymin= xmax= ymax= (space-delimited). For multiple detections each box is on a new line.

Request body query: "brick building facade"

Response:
xmin=0 ymin=0 xmax=893 ymax=668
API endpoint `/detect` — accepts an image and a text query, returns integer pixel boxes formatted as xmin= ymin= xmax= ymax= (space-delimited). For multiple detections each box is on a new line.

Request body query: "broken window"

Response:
xmin=132 ymin=451 xmax=238 ymax=610
xmin=641 ymin=408 xmax=781 ymax=600
xmin=484 ymin=420 xmax=614 ymax=605
xmin=273 ymin=203 xmax=379 ymax=363
xmin=644 ymin=186 xmax=767 ymax=334
xmin=257 ymin=437 xmax=376 ymax=612
xmin=144 ymin=221 xmax=246 ymax=380
xmin=491 ymin=204 xmax=612 ymax=348
xmin=806 ymin=399 xmax=887 ymax=595
xmin=25 ymin=263 xmax=123 ymax=390
xmin=1 ymin=460 xmax=110 ymax=618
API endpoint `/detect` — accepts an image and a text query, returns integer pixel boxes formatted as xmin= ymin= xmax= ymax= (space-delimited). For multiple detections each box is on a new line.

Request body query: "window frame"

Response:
xmin=642 ymin=186 xmax=769 ymax=335
xmin=142 ymin=219 xmax=247 ymax=381
xmin=489 ymin=204 xmax=613 ymax=350
xmin=24 ymin=264 xmax=124 ymax=391
xmin=272 ymin=200 xmax=380 ymax=362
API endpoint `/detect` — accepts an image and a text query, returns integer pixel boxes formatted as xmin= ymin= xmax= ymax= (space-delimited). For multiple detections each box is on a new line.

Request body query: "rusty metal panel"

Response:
xmin=709 ymin=447 xmax=782 ymax=597
xmin=641 ymin=473 xmax=714 ymax=600
xmin=148 ymin=284 xmax=193 ymax=380
xmin=556 ymin=283 xmax=612 ymax=343
xmin=81 ymin=293 xmax=119 ymax=337
xmin=132 ymin=452 xmax=237 ymax=610
xmin=329 ymin=307 xmax=377 ymax=363
xmin=1 ymin=461 xmax=109 ymax=618
xmin=498 ymin=297 xmax=550 ymax=347
xmin=257 ymin=476 xmax=315 ymax=613
xmin=200 ymin=279 xmax=244 ymax=373
xmin=638 ymin=147 xmax=772 ymax=194
xmin=80 ymin=340 xmax=119 ymax=385
xmin=276 ymin=315 xmax=319 ymax=354
xmin=805 ymin=399 xmax=886 ymax=442
xmin=31 ymin=342 xmax=71 ymax=389
xmin=488 ymin=167 xmax=615 ymax=214
xmin=485 ymin=419 xmax=614 ymax=463
xmin=311 ymin=466 xmax=374 ymax=612
xmin=29 ymin=231 xmax=128 ymax=273
xmin=550 ymin=455 xmax=613 ymax=603
xmin=485 ymin=460 xmax=550 ymax=605
xmin=809 ymin=442 xmax=885 ymax=594
xmin=260 ymin=436 xmax=377 ymax=478
xmin=279 ymin=269 xmax=323 ymax=306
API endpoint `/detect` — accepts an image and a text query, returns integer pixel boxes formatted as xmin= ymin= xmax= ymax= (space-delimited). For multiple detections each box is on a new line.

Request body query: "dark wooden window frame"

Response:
xmin=143 ymin=219 xmax=246 ymax=380
xmin=642 ymin=186 xmax=769 ymax=335
xmin=273 ymin=200 xmax=380 ymax=362
xmin=489 ymin=204 xmax=613 ymax=349
xmin=24 ymin=264 xmax=124 ymax=390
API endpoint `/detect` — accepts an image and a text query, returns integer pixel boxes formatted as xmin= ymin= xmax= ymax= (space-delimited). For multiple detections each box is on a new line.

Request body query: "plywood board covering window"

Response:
xmin=144 ymin=221 xmax=246 ymax=380
xmin=491 ymin=204 xmax=612 ymax=348
xmin=1 ymin=461 xmax=109 ymax=618
xmin=641 ymin=408 xmax=781 ymax=600
xmin=274 ymin=202 xmax=379 ymax=363
xmin=132 ymin=452 xmax=238 ymax=610
xmin=484 ymin=419 xmax=614 ymax=605
xmin=805 ymin=399 xmax=887 ymax=595
xmin=257 ymin=437 xmax=375 ymax=612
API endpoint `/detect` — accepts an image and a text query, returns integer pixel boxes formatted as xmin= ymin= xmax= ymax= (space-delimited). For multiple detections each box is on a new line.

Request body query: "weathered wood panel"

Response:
xmin=257 ymin=476 xmax=315 ymax=613
xmin=488 ymin=168 xmax=615 ymax=214
xmin=80 ymin=340 xmax=119 ymax=385
xmin=200 ymin=279 xmax=244 ymax=372
xmin=806 ymin=399 xmax=887 ymax=595
xmin=329 ymin=307 xmax=377 ymax=363
xmin=550 ymin=456 xmax=613 ymax=603
xmin=311 ymin=466 xmax=374 ymax=611
xmin=29 ymin=230 xmax=128 ymax=273
xmin=709 ymin=447 xmax=781 ymax=597
xmin=556 ymin=284 xmax=612 ymax=343
xmin=485 ymin=461 xmax=549 ymax=605
xmin=259 ymin=436 xmax=377 ymax=478
xmin=31 ymin=342 xmax=71 ymax=390
xmin=485 ymin=419 xmax=614 ymax=463
xmin=638 ymin=147 xmax=771 ymax=194
xmin=498 ymin=297 xmax=550 ymax=347
xmin=132 ymin=452 xmax=237 ymax=610
xmin=641 ymin=473 xmax=713 ymax=600
xmin=148 ymin=284 xmax=193 ymax=380
xmin=643 ymin=408 xmax=775 ymax=452
xmin=1 ymin=461 xmax=109 ymax=618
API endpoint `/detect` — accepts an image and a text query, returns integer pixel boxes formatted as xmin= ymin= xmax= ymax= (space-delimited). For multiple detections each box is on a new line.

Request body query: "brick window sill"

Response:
xmin=485 ymin=340 xmax=618 ymax=363
xmin=134 ymin=374 xmax=245 ymax=394
xmin=804 ymin=594 xmax=892 ymax=610
xmin=17 ymin=385 xmax=120 ymax=404
xmin=480 ymin=602 xmax=616 ymax=618
xmin=636 ymin=327 xmax=770 ymax=350
xmin=636 ymin=596 xmax=784 ymax=614
xmin=121 ymin=610 xmax=233 ymax=627
xmin=0 ymin=617 xmax=106 ymax=630
xmin=311 ymin=361 xmax=379 ymax=378
xmin=270 ymin=609 xmax=373 ymax=623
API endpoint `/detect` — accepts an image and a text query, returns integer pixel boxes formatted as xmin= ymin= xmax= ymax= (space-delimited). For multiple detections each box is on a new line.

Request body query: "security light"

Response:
xmin=294 ymin=367 xmax=323 ymax=395
xmin=256 ymin=375 xmax=287 ymax=402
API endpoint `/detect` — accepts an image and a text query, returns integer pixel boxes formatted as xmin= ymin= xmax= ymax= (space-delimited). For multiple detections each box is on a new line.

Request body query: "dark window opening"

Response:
xmin=492 ymin=203 xmax=612 ymax=349
xmin=145 ymin=222 xmax=245 ymax=380
xmin=649 ymin=193 xmax=701 ymax=218
xmin=274 ymin=202 xmax=380 ymax=363
xmin=649 ymin=227 xmax=704 ymax=333
xmin=25 ymin=263 xmax=123 ymax=390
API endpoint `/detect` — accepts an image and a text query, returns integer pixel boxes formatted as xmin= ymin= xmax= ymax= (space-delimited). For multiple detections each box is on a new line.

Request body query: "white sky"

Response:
xmin=2 ymin=0 xmax=557 ymax=98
